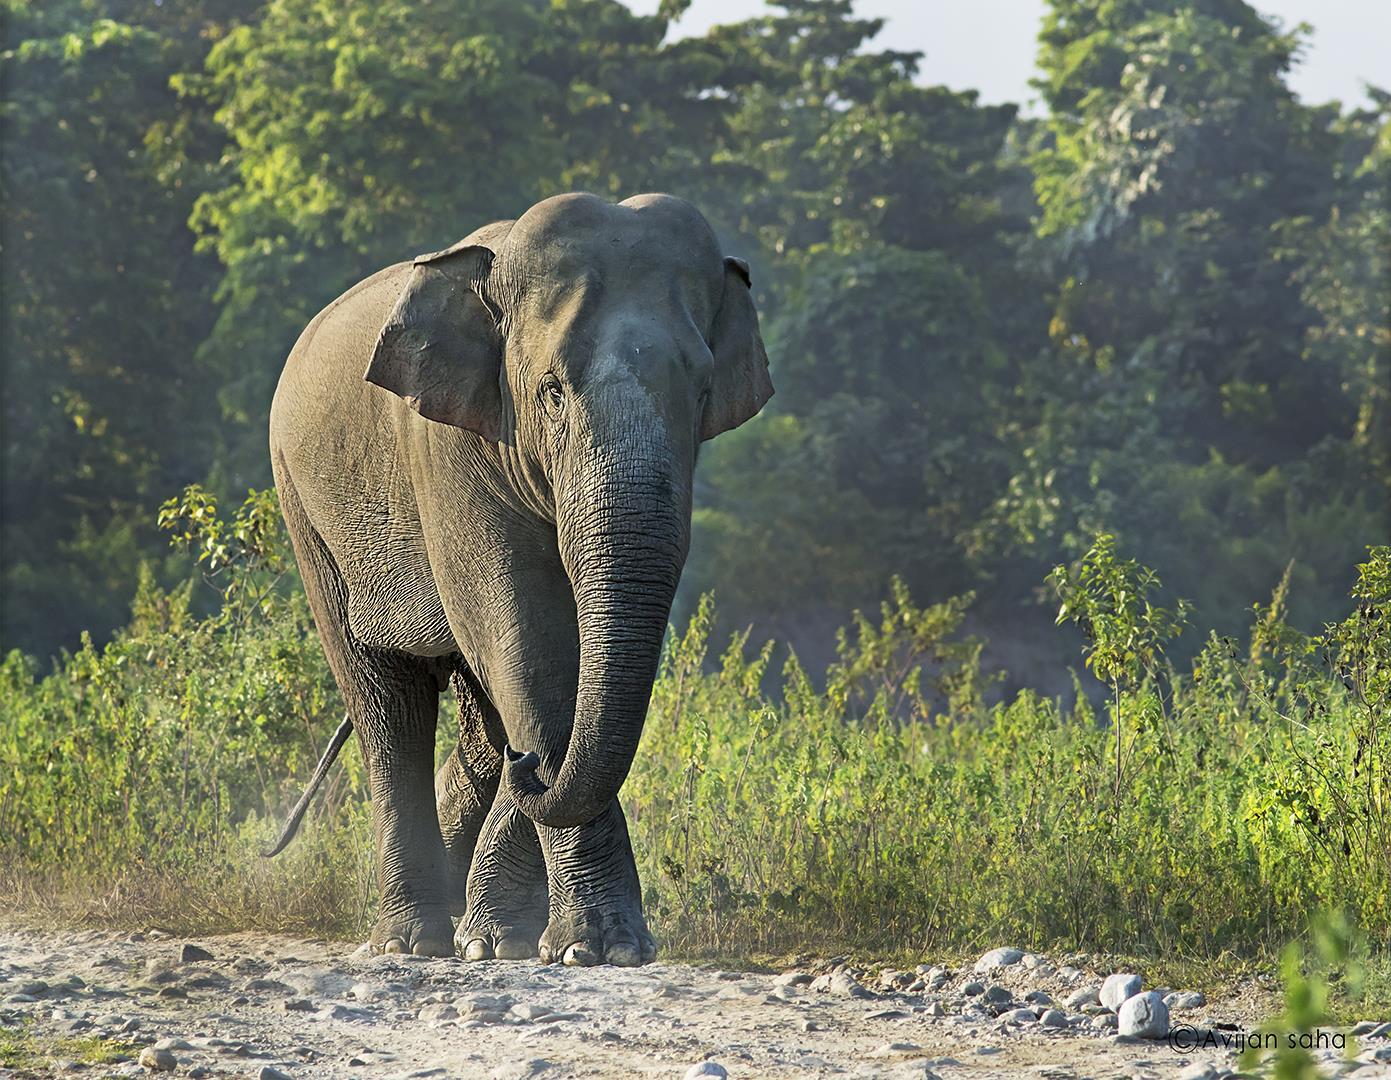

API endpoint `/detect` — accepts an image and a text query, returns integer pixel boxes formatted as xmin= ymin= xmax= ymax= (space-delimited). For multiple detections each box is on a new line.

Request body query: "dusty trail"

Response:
xmin=0 ymin=928 xmax=1384 ymax=1078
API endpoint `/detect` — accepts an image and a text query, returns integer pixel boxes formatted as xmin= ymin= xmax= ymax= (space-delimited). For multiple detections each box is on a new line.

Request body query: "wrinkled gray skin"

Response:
xmin=269 ymin=193 xmax=772 ymax=965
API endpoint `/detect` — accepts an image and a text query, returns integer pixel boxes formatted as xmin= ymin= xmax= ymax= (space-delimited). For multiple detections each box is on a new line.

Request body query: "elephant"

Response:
xmin=265 ymin=193 xmax=773 ymax=965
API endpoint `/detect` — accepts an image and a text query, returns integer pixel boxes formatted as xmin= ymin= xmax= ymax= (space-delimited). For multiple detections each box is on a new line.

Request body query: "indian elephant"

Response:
xmin=266 ymin=193 xmax=772 ymax=965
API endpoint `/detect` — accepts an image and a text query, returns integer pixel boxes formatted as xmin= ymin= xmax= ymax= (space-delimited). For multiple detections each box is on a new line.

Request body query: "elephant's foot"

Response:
xmin=369 ymin=905 xmax=455 ymax=957
xmin=538 ymin=904 xmax=656 ymax=968
xmin=454 ymin=916 xmax=543 ymax=962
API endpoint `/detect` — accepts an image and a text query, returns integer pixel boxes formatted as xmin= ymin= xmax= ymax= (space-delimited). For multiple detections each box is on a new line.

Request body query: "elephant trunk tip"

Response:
xmin=502 ymin=744 xmax=606 ymax=829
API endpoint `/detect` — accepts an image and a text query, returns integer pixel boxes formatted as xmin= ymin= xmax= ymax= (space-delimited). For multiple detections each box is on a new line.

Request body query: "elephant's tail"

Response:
xmin=261 ymin=713 xmax=354 ymax=858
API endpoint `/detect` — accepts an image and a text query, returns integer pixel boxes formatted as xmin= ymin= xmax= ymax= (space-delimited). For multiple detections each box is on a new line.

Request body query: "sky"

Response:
xmin=625 ymin=0 xmax=1391 ymax=114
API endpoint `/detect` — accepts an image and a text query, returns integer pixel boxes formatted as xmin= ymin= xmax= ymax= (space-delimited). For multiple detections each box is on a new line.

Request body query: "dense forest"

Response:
xmin=3 ymin=0 xmax=1388 ymax=665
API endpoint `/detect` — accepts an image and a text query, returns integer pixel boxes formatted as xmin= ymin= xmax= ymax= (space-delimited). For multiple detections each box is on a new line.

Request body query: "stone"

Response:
xmin=418 ymin=1003 xmax=458 ymax=1022
xmin=925 ymin=1002 xmax=946 ymax=1017
xmin=974 ymin=948 xmax=1024 ymax=973
xmin=1164 ymin=990 xmax=1206 ymax=1011
xmin=1177 ymin=1065 xmax=1218 ymax=1080
xmin=138 ymin=1047 xmax=176 ymax=1072
xmin=774 ymin=972 xmax=812 ymax=987
xmin=1100 ymin=973 xmax=1143 ymax=1012
xmin=280 ymin=998 xmax=316 ymax=1013
xmin=510 ymin=1003 xmax=554 ymax=1022
xmin=1065 ymin=986 xmax=1101 ymax=1009
xmin=982 ymin=985 xmax=1012 ymax=1004
xmin=962 ymin=981 xmax=985 ymax=996
xmin=829 ymin=971 xmax=874 ymax=999
xmin=1353 ymin=1020 xmax=1380 ymax=1036
xmin=258 ymin=1069 xmax=293 ymax=1080
xmin=1024 ymin=990 xmax=1053 ymax=1005
xmin=179 ymin=944 xmax=214 ymax=964
xmin=1117 ymin=991 xmax=1169 ymax=1039
xmin=685 ymin=1064 xmax=729 ymax=1079
xmin=1090 ymin=1013 xmax=1118 ymax=1031
xmin=152 ymin=1038 xmax=193 ymax=1051
xmin=1039 ymin=1008 xmax=1068 ymax=1027
xmin=998 ymin=1007 xmax=1037 ymax=1023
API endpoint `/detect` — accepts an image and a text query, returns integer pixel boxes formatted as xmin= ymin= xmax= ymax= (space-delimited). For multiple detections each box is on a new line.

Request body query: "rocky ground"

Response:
xmin=1 ymin=929 xmax=1388 ymax=1079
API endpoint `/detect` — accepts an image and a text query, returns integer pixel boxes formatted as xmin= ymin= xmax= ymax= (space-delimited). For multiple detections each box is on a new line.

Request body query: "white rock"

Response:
xmin=138 ymin=1047 xmax=176 ymax=1072
xmin=974 ymin=948 xmax=1025 ymax=973
xmin=1065 ymin=986 xmax=1101 ymax=1009
xmin=1100 ymin=972 xmax=1143 ymax=1012
xmin=1039 ymin=1008 xmax=1068 ymax=1027
xmin=1021 ymin=953 xmax=1047 ymax=969
xmin=685 ymin=1064 xmax=728 ymax=1079
xmin=1117 ymin=991 xmax=1169 ymax=1039
xmin=829 ymin=971 xmax=873 ymax=999
xmin=998 ymin=1007 xmax=1037 ymax=1023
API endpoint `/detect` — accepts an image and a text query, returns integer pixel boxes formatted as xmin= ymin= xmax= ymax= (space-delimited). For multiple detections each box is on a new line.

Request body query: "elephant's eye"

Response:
xmin=538 ymin=374 xmax=566 ymax=419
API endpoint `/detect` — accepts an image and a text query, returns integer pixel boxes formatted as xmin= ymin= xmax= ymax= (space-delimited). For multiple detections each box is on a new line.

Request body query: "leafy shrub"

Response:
xmin=1 ymin=492 xmax=1387 ymax=990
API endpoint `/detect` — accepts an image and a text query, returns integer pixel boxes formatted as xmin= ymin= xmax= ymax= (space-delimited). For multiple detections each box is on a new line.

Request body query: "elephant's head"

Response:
xmin=365 ymin=193 xmax=773 ymax=827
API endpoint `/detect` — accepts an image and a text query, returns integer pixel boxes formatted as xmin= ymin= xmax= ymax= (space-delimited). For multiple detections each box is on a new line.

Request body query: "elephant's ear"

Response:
xmin=365 ymin=242 xmax=504 ymax=441
xmin=702 ymin=256 xmax=774 ymax=441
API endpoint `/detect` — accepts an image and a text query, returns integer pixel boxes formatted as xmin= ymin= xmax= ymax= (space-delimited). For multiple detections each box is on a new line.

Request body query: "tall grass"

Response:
xmin=1 ymin=488 xmax=1387 ymax=985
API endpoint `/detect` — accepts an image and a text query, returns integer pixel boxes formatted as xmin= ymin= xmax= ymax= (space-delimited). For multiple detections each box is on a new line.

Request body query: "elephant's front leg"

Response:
xmin=436 ymin=665 xmax=505 ymax=915
xmin=537 ymin=801 xmax=655 ymax=967
xmin=456 ymin=787 xmax=549 ymax=959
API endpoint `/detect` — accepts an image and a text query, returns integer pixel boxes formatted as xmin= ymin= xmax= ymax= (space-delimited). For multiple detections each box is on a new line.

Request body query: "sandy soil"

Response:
xmin=1 ymin=928 xmax=1386 ymax=1079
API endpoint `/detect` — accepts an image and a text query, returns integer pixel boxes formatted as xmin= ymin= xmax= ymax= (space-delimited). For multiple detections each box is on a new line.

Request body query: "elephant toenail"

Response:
xmin=563 ymin=942 xmax=601 ymax=967
xmin=382 ymin=938 xmax=408 ymax=954
xmin=606 ymin=942 xmax=642 ymax=967
xmin=463 ymin=938 xmax=493 ymax=961
xmin=495 ymin=937 xmax=536 ymax=961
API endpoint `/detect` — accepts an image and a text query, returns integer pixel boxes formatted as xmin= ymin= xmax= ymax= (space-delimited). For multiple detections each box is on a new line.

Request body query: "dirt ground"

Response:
xmin=1 ymin=927 xmax=1386 ymax=1079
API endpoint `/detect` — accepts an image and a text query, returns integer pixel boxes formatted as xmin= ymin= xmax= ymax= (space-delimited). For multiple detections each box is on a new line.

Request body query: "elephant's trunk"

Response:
xmin=504 ymin=419 xmax=690 ymax=828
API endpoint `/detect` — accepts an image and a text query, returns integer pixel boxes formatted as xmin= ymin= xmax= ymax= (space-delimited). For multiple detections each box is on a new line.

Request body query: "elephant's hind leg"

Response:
xmin=436 ymin=664 xmax=505 ymax=916
xmin=276 ymin=463 xmax=453 ymax=957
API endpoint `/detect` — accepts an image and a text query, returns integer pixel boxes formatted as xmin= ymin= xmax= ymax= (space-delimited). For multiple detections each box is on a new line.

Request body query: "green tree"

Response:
xmin=1 ymin=0 xmax=253 ymax=657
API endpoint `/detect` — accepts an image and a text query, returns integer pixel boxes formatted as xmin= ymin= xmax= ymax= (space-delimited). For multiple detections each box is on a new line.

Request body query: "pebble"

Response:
xmin=1165 ymin=990 xmax=1206 ymax=1011
xmin=258 ymin=1069 xmax=294 ymax=1080
xmin=1024 ymin=990 xmax=1053 ymax=1005
xmin=1353 ymin=1020 xmax=1380 ymax=1036
xmin=1039 ymin=1008 xmax=1068 ymax=1027
xmin=179 ymin=944 xmax=214 ymax=963
xmin=774 ymin=972 xmax=812 ymax=987
xmin=998 ymin=1007 xmax=1037 ymax=1023
xmin=1177 ymin=1065 xmax=1218 ymax=1080
xmin=1065 ymin=986 xmax=1101 ymax=1009
xmin=1117 ymin=991 xmax=1170 ymax=1039
xmin=685 ymin=1063 xmax=729 ymax=1079
xmin=1090 ymin=1013 xmax=1118 ymax=1031
xmin=418 ymin=1003 xmax=458 ymax=1022
xmin=153 ymin=1038 xmax=193 ymax=1051
xmin=510 ymin=1003 xmax=554 ymax=1022
xmin=961 ymin=981 xmax=985 ymax=996
xmin=982 ymin=985 xmax=1012 ymax=1004
xmin=925 ymin=1002 xmax=946 ymax=1017
xmin=974 ymin=948 xmax=1024 ymax=973
xmin=280 ymin=998 xmax=316 ymax=1013
xmin=1100 ymin=973 xmax=1143 ymax=1012
xmin=138 ymin=1047 xmax=176 ymax=1072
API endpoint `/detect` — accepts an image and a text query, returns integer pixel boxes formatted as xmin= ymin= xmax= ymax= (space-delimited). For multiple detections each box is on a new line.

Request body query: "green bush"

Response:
xmin=2 ymin=491 xmax=1388 ymax=992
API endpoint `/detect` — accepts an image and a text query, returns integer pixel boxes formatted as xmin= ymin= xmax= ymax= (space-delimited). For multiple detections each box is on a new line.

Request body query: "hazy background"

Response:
xmin=632 ymin=0 xmax=1391 ymax=110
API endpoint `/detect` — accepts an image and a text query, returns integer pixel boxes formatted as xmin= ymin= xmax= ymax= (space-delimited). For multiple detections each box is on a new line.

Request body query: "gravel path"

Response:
xmin=1 ymin=928 xmax=1385 ymax=1078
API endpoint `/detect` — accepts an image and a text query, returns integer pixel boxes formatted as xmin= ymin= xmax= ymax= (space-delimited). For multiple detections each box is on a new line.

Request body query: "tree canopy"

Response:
xmin=2 ymin=0 xmax=1386 ymax=664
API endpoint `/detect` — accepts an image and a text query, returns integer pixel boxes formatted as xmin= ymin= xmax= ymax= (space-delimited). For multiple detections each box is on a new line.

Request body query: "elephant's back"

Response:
xmin=270 ymin=261 xmax=414 ymax=457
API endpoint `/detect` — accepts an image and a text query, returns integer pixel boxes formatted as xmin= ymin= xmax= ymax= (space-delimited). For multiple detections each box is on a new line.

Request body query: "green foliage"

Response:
xmin=4 ymin=502 xmax=1390 ymax=992
xmin=4 ymin=0 xmax=1387 ymax=667
xmin=1048 ymin=532 xmax=1191 ymax=691
xmin=1241 ymin=912 xmax=1365 ymax=1078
